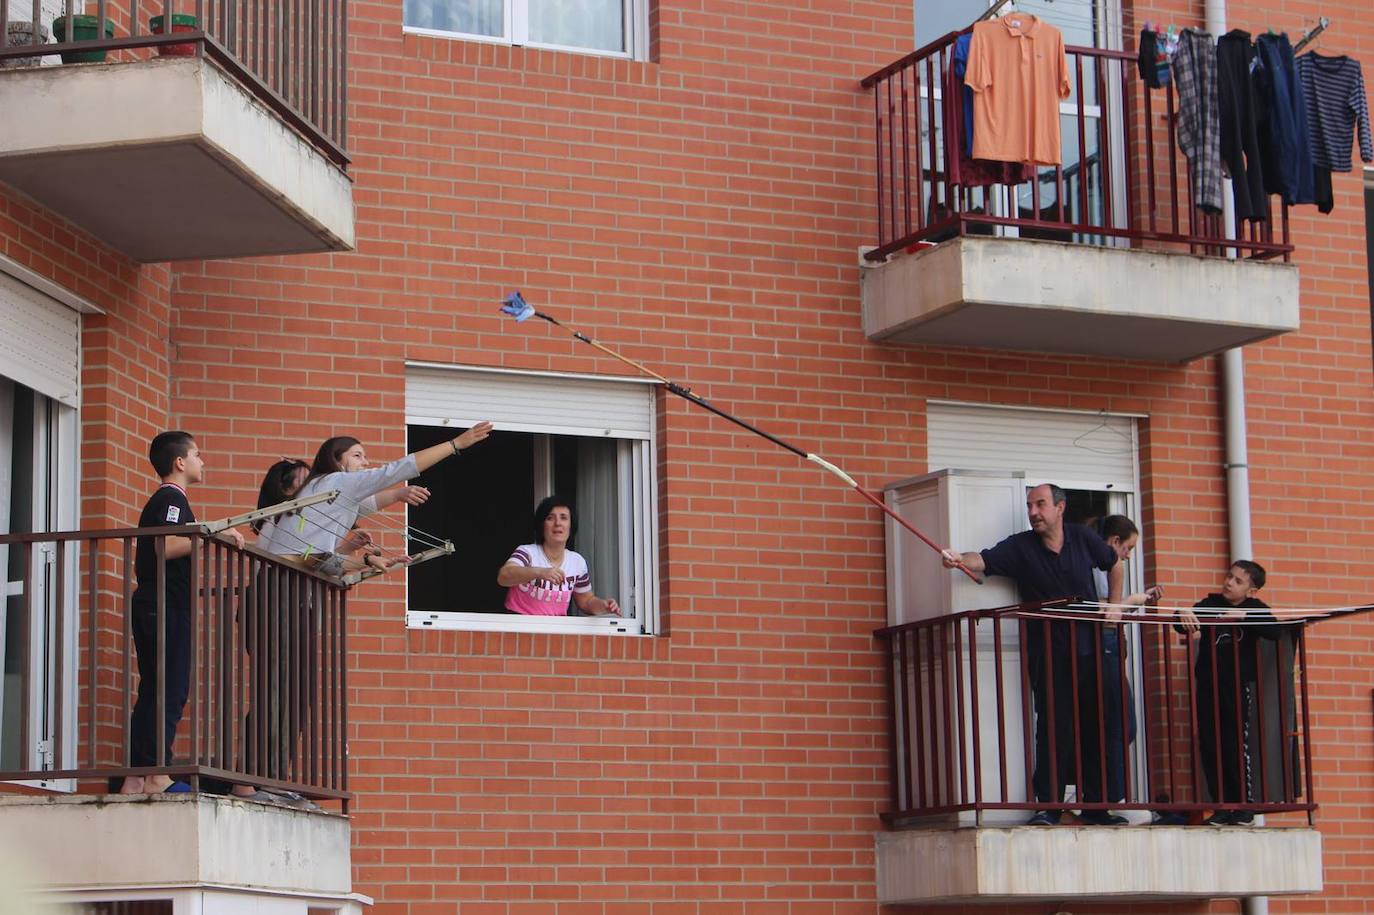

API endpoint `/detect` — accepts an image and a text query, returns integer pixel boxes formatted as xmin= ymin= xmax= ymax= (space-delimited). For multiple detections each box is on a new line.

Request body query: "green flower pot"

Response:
xmin=52 ymin=14 xmax=114 ymax=63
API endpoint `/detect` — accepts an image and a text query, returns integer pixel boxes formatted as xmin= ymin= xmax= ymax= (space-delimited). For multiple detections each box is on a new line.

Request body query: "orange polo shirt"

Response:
xmin=965 ymin=14 xmax=1071 ymax=165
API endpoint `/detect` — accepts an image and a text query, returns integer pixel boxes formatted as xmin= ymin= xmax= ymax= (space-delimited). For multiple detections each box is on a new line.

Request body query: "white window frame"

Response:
xmin=911 ymin=0 xmax=1128 ymax=240
xmin=404 ymin=363 xmax=660 ymax=636
xmin=0 ymin=381 xmax=81 ymax=791
xmin=403 ymin=0 xmax=650 ymax=61
xmin=0 ymin=258 xmax=92 ymax=791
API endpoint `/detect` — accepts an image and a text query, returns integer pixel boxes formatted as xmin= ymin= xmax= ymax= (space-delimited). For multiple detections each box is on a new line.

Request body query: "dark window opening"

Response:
xmin=405 ymin=426 xmax=621 ymax=616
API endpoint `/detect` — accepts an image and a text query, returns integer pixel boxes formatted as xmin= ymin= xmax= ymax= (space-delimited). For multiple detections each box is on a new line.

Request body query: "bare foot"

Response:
xmin=143 ymin=774 xmax=173 ymax=794
xmin=118 ymin=776 xmax=145 ymax=794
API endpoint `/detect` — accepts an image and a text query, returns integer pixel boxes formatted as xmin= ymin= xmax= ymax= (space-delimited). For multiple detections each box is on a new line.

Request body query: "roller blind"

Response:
xmin=927 ymin=402 xmax=1137 ymax=488
xmin=406 ymin=364 xmax=654 ymax=439
xmin=0 ymin=273 xmax=80 ymax=407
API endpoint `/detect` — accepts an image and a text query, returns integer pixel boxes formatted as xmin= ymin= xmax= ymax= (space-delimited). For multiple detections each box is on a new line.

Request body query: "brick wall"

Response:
xmin=158 ymin=0 xmax=1374 ymax=913
xmin=0 ymin=186 xmax=173 ymax=526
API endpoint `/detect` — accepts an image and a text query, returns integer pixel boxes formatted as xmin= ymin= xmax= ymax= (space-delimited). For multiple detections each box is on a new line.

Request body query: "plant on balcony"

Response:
xmin=51 ymin=14 xmax=114 ymax=63
xmin=149 ymin=13 xmax=197 ymax=57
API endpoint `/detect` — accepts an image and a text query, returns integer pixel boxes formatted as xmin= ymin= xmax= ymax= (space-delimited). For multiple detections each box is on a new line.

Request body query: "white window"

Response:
xmin=914 ymin=0 xmax=1119 ymax=51
xmin=0 ymin=257 xmax=90 ymax=785
xmin=404 ymin=0 xmax=650 ymax=60
xmin=404 ymin=363 xmax=659 ymax=635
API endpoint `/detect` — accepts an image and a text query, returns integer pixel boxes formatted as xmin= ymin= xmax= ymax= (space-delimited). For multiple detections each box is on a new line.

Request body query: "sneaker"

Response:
xmin=264 ymin=789 xmax=322 ymax=811
xmin=1078 ymin=810 xmax=1128 ymax=826
xmin=1205 ymin=810 xmax=1237 ymax=825
xmin=1026 ymin=810 xmax=1062 ymax=826
xmin=1150 ymin=811 xmax=1189 ymax=826
xmin=1230 ymin=810 xmax=1255 ymax=825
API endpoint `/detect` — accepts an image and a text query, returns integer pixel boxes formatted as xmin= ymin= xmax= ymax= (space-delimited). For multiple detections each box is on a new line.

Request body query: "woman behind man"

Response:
xmin=498 ymin=495 xmax=620 ymax=616
xmin=1081 ymin=514 xmax=1166 ymax=823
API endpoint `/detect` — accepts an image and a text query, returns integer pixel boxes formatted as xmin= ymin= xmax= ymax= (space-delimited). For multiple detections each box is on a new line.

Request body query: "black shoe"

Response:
xmin=1026 ymin=810 xmax=1062 ymax=826
xmin=1230 ymin=810 xmax=1255 ymax=825
xmin=1206 ymin=810 xmax=1237 ymax=825
xmin=1078 ymin=810 xmax=1128 ymax=826
xmin=1151 ymin=811 xmax=1189 ymax=826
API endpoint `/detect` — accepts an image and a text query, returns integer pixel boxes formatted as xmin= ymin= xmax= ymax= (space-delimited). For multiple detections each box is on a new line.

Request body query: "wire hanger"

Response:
xmin=1071 ymin=410 xmax=1134 ymax=456
xmin=977 ymin=0 xmax=1014 ymax=23
xmin=1293 ymin=16 xmax=1330 ymax=55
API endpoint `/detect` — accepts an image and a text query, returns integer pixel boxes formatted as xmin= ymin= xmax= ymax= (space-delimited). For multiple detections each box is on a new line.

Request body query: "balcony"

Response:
xmin=0 ymin=521 xmax=360 ymax=913
xmin=859 ymin=34 xmax=1300 ymax=363
xmin=0 ymin=2 xmax=354 ymax=262
xmin=873 ymin=604 xmax=1323 ymax=906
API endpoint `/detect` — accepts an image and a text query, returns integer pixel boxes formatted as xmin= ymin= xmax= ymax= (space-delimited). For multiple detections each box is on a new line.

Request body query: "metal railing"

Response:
xmin=876 ymin=601 xmax=1313 ymax=825
xmin=0 ymin=1 xmax=348 ymax=166
xmin=861 ymin=32 xmax=1291 ymax=263
xmin=0 ymin=524 xmax=350 ymax=808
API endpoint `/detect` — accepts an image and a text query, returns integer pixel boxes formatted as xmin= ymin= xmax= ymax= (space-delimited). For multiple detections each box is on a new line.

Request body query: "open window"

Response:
xmin=0 ymin=262 xmax=83 ymax=785
xmin=403 ymin=364 xmax=659 ymax=635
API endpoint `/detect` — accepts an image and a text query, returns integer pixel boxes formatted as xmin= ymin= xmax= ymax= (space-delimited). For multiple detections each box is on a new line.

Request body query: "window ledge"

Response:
xmin=406 ymin=610 xmax=644 ymax=635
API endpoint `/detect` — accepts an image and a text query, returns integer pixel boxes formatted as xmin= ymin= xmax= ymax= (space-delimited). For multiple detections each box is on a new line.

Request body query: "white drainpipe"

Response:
xmin=1208 ymin=0 xmax=1253 ymax=566
xmin=1204 ymin=2 xmax=1266 ymax=914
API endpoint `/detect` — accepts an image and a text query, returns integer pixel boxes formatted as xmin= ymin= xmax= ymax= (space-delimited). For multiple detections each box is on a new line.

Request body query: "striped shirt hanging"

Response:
xmin=1296 ymin=53 xmax=1374 ymax=172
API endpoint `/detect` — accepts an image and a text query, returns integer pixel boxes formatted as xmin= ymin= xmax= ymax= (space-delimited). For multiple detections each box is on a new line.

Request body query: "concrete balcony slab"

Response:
xmin=0 ymin=56 xmax=353 ymax=262
xmin=0 ymin=792 xmax=352 ymax=897
xmin=861 ymin=236 xmax=1299 ymax=363
xmin=876 ymin=824 xmax=1322 ymax=905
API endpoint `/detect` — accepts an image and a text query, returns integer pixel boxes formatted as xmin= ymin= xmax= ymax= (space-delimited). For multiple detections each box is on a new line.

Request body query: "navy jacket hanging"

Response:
xmin=1255 ymin=32 xmax=1316 ymax=205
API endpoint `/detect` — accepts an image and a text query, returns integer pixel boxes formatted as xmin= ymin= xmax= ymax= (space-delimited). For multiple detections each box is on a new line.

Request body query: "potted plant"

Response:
xmin=149 ymin=13 xmax=198 ymax=57
xmin=3 ymin=19 xmax=49 ymax=68
xmin=52 ymin=14 xmax=114 ymax=63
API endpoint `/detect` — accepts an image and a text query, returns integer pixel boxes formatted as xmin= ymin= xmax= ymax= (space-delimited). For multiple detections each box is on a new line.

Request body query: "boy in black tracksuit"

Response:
xmin=120 ymin=432 xmax=242 ymax=794
xmin=1174 ymin=560 xmax=1275 ymax=824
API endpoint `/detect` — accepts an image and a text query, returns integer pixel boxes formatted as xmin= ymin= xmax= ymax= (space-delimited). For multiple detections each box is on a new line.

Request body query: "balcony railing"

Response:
xmin=0 ymin=1 xmax=347 ymax=166
xmin=861 ymin=32 xmax=1291 ymax=264
xmin=0 ymin=524 xmax=349 ymax=807
xmin=876 ymin=601 xmax=1313 ymax=825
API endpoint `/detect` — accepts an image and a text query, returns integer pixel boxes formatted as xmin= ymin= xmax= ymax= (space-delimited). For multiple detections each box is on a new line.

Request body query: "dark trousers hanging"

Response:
xmin=1217 ymin=31 xmax=1268 ymax=222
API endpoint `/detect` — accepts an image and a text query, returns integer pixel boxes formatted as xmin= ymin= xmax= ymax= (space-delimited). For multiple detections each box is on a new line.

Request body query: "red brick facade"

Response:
xmin=5 ymin=0 xmax=1374 ymax=912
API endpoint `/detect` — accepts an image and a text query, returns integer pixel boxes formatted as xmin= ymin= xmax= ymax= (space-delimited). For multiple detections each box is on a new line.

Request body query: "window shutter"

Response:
xmin=927 ymin=402 xmax=1137 ymax=488
xmin=0 ymin=273 xmax=80 ymax=407
xmin=406 ymin=364 xmax=654 ymax=439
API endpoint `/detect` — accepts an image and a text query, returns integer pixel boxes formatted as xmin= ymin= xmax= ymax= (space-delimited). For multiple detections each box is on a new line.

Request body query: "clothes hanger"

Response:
xmin=1293 ymin=16 xmax=1330 ymax=55
xmin=1071 ymin=411 xmax=1135 ymax=456
xmin=977 ymin=0 xmax=1015 ymax=24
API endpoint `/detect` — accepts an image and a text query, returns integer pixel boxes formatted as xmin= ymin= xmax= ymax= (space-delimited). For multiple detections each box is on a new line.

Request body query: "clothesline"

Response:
xmin=252 ymin=488 xmax=456 ymax=582
xmin=1003 ymin=599 xmax=1374 ymax=628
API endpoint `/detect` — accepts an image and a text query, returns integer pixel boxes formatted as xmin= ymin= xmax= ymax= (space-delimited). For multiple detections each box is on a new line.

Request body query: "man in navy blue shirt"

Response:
xmin=944 ymin=483 xmax=1123 ymax=825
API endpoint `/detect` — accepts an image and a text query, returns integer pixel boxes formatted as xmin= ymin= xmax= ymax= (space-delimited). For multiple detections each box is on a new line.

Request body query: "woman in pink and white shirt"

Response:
xmin=498 ymin=496 xmax=621 ymax=616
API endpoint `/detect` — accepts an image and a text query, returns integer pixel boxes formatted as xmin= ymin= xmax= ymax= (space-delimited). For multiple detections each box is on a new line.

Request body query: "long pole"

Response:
xmin=501 ymin=292 xmax=981 ymax=583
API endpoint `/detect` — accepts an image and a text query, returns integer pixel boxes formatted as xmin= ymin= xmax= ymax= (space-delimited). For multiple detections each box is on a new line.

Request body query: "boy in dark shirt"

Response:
xmin=120 ymin=432 xmax=242 ymax=794
xmin=1175 ymin=560 xmax=1276 ymax=824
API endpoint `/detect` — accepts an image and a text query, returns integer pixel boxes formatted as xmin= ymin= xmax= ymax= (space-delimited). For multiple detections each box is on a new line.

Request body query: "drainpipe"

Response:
xmin=1208 ymin=0 xmax=1253 ymax=566
xmin=1205 ymin=2 xmax=1266 ymax=914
